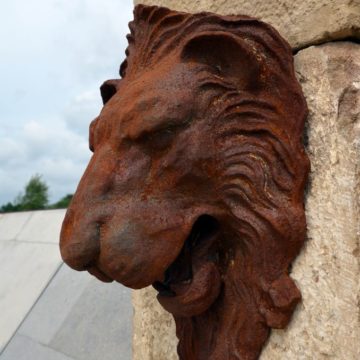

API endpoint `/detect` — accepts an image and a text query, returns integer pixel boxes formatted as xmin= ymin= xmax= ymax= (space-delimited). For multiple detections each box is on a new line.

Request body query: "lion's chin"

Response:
xmin=87 ymin=266 xmax=114 ymax=283
xmin=157 ymin=261 xmax=221 ymax=317
xmin=153 ymin=215 xmax=222 ymax=317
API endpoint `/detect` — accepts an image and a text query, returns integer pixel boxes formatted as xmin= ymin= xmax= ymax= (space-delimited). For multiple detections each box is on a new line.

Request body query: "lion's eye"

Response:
xmin=138 ymin=127 xmax=177 ymax=151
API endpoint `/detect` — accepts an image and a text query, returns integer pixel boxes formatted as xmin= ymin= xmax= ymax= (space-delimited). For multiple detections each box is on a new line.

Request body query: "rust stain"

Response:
xmin=60 ymin=5 xmax=309 ymax=359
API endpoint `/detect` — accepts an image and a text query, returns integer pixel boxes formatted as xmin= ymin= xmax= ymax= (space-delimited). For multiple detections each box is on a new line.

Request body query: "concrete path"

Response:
xmin=0 ymin=210 xmax=132 ymax=360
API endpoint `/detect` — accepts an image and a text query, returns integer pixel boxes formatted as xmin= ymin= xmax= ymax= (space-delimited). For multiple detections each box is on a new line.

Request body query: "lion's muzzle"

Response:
xmin=60 ymin=194 xmax=209 ymax=291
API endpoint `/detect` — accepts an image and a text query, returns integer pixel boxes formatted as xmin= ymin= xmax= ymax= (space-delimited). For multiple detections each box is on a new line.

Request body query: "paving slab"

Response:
xmin=17 ymin=209 xmax=66 ymax=244
xmin=16 ymin=264 xmax=132 ymax=360
xmin=49 ymin=270 xmax=132 ymax=360
xmin=0 ymin=212 xmax=33 ymax=241
xmin=0 ymin=241 xmax=62 ymax=352
xmin=1 ymin=334 xmax=74 ymax=360
xmin=0 ymin=209 xmax=132 ymax=360
xmin=18 ymin=264 xmax=90 ymax=345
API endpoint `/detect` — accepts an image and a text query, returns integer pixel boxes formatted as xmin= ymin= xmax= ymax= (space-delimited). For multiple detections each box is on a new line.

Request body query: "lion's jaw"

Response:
xmin=154 ymin=214 xmax=223 ymax=317
xmin=175 ymin=269 xmax=269 ymax=360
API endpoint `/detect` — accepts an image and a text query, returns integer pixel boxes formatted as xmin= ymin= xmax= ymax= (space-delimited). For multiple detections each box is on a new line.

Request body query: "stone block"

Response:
xmin=133 ymin=287 xmax=177 ymax=360
xmin=134 ymin=0 xmax=360 ymax=49
xmin=262 ymin=41 xmax=360 ymax=360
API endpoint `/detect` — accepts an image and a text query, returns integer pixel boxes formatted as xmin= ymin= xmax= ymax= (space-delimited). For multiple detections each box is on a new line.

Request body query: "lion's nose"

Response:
xmin=60 ymin=239 xmax=99 ymax=271
xmin=60 ymin=211 xmax=100 ymax=272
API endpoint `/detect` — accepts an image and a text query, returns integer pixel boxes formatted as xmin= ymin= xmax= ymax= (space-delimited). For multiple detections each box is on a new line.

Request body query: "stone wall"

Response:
xmin=132 ymin=1 xmax=360 ymax=359
xmin=262 ymin=41 xmax=360 ymax=360
xmin=134 ymin=0 xmax=360 ymax=49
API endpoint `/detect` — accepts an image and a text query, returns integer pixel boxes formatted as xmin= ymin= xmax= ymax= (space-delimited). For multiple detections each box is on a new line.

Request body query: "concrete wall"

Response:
xmin=132 ymin=1 xmax=360 ymax=359
xmin=0 ymin=210 xmax=65 ymax=353
xmin=0 ymin=210 xmax=132 ymax=360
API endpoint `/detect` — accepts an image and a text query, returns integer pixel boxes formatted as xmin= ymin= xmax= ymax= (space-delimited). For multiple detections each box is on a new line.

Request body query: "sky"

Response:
xmin=0 ymin=0 xmax=134 ymax=205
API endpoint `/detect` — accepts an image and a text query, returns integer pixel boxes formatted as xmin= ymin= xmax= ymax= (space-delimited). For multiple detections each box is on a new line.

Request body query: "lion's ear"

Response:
xmin=100 ymin=79 xmax=121 ymax=105
xmin=180 ymin=33 xmax=261 ymax=90
xmin=261 ymin=274 xmax=301 ymax=329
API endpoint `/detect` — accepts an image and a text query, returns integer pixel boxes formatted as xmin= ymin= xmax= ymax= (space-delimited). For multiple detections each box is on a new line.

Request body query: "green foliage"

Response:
xmin=0 ymin=202 xmax=21 ymax=212
xmin=48 ymin=194 xmax=73 ymax=209
xmin=0 ymin=174 xmax=73 ymax=213
xmin=19 ymin=174 xmax=49 ymax=210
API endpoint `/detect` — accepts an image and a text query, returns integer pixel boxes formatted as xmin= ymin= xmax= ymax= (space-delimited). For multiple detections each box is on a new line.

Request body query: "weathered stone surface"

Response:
xmin=132 ymin=42 xmax=360 ymax=359
xmin=262 ymin=41 xmax=360 ymax=360
xmin=133 ymin=288 xmax=177 ymax=360
xmin=134 ymin=0 xmax=360 ymax=49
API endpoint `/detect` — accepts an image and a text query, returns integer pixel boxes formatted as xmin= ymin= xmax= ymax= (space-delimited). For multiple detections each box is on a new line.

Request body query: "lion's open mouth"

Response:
xmin=153 ymin=215 xmax=222 ymax=317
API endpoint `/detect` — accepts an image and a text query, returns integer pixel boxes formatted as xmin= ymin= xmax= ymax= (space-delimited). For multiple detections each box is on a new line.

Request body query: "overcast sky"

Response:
xmin=0 ymin=0 xmax=134 ymax=205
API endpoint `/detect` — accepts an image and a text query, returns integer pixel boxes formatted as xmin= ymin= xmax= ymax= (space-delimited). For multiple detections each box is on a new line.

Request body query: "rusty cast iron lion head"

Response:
xmin=60 ymin=5 xmax=309 ymax=359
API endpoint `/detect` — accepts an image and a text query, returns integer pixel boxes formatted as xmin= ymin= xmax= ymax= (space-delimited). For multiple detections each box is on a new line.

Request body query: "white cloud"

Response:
xmin=0 ymin=138 xmax=27 ymax=165
xmin=0 ymin=0 xmax=134 ymax=205
xmin=63 ymin=89 xmax=103 ymax=134
xmin=0 ymin=115 xmax=91 ymax=204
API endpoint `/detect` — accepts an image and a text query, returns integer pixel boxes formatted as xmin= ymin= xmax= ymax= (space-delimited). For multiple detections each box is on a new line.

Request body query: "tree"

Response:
xmin=49 ymin=194 xmax=73 ymax=209
xmin=0 ymin=174 xmax=74 ymax=213
xmin=18 ymin=174 xmax=49 ymax=210
xmin=0 ymin=202 xmax=21 ymax=212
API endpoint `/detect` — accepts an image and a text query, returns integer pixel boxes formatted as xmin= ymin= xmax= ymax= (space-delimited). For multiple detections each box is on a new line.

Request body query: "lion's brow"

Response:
xmin=127 ymin=117 xmax=191 ymax=142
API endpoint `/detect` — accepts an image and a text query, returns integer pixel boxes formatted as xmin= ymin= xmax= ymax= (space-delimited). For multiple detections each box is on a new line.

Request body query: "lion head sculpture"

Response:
xmin=60 ymin=5 xmax=309 ymax=359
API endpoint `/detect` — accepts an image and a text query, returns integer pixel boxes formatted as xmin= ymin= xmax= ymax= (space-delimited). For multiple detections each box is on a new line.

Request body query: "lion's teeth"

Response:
xmin=180 ymin=279 xmax=191 ymax=285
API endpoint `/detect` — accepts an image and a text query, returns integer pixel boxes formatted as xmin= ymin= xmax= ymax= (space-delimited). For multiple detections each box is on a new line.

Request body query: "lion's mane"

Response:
xmin=122 ymin=6 xmax=309 ymax=359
